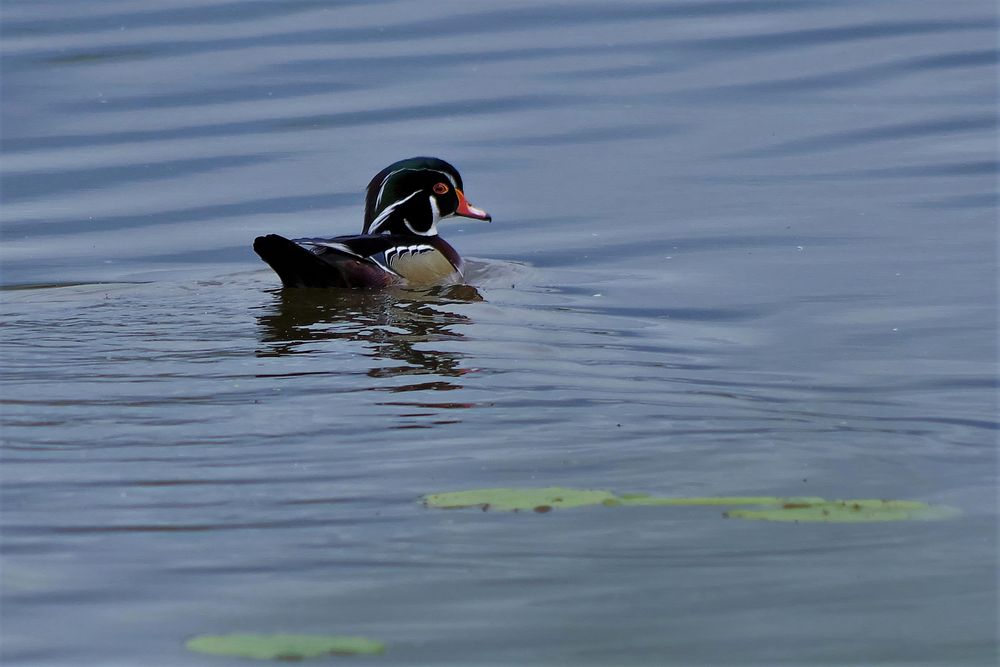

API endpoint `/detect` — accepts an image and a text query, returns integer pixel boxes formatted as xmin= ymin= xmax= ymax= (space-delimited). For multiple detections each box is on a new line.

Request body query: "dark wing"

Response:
xmin=295 ymin=234 xmax=410 ymax=263
xmin=253 ymin=234 xmax=396 ymax=288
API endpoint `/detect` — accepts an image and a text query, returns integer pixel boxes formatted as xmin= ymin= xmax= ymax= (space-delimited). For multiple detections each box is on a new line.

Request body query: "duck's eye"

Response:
xmin=432 ymin=182 xmax=449 ymax=195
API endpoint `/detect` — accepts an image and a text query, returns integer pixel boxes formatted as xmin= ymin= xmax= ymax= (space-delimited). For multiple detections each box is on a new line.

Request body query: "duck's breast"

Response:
xmin=386 ymin=237 xmax=462 ymax=285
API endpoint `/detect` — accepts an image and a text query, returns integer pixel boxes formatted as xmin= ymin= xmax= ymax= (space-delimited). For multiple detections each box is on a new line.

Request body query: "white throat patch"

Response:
xmin=398 ymin=194 xmax=442 ymax=237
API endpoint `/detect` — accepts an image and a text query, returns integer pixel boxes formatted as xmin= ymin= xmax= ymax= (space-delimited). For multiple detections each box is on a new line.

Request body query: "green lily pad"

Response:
xmin=723 ymin=499 xmax=962 ymax=523
xmin=423 ymin=487 xmax=619 ymax=512
xmin=615 ymin=494 xmax=829 ymax=507
xmin=421 ymin=487 xmax=957 ymax=522
xmin=185 ymin=634 xmax=384 ymax=660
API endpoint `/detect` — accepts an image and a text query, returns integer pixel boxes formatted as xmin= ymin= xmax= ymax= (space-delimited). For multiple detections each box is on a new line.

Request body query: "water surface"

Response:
xmin=1 ymin=0 xmax=997 ymax=664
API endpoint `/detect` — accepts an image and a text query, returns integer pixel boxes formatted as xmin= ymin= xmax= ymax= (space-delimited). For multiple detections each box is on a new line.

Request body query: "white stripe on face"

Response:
xmin=368 ymin=190 xmax=421 ymax=233
xmin=374 ymin=168 xmax=409 ymax=209
xmin=375 ymin=168 xmax=458 ymax=208
xmin=428 ymin=195 xmax=441 ymax=226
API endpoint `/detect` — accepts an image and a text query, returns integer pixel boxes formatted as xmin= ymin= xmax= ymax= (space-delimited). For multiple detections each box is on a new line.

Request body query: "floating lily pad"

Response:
xmin=185 ymin=634 xmax=384 ymax=660
xmin=423 ymin=487 xmax=619 ymax=512
xmin=421 ymin=487 xmax=957 ymax=522
xmin=723 ymin=499 xmax=962 ymax=523
xmin=615 ymin=494 xmax=829 ymax=507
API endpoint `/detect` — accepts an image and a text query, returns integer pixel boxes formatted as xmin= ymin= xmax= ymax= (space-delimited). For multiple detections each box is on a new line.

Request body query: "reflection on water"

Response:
xmin=256 ymin=284 xmax=482 ymax=391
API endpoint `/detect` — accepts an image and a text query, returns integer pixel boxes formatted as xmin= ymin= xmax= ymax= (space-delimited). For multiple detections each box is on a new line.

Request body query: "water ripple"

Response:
xmin=735 ymin=114 xmax=996 ymax=157
xmin=1 ymin=0 xmax=995 ymax=664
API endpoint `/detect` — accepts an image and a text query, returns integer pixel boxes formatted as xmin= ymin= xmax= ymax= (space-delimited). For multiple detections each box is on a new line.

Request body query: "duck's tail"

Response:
xmin=253 ymin=234 xmax=330 ymax=287
xmin=253 ymin=234 xmax=391 ymax=288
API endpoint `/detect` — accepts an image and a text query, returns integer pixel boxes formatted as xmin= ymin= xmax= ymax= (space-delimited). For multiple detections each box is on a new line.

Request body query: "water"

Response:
xmin=1 ymin=0 xmax=997 ymax=664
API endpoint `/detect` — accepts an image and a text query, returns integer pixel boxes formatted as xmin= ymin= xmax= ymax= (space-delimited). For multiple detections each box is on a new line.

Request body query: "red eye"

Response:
xmin=432 ymin=183 xmax=449 ymax=195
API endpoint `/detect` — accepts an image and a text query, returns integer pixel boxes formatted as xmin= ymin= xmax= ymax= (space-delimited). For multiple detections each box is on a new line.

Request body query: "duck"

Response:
xmin=253 ymin=157 xmax=491 ymax=288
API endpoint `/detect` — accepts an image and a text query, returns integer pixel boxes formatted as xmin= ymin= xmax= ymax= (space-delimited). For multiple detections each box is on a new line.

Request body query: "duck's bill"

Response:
xmin=455 ymin=189 xmax=492 ymax=221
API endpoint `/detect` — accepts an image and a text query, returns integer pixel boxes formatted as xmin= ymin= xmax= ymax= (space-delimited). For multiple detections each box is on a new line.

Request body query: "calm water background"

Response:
xmin=1 ymin=0 xmax=997 ymax=665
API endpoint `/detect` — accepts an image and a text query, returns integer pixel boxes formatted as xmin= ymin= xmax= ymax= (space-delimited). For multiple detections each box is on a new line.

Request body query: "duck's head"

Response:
xmin=363 ymin=157 xmax=491 ymax=236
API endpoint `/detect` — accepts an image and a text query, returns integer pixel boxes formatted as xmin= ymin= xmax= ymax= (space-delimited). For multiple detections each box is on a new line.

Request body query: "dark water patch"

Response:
xmin=549 ymin=63 xmax=681 ymax=81
xmin=555 ymin=304 xmax=773 ymax=323
xmin=689 ymin=160 xmax=997 ymax=185
xmin=683 ymin=18 xmax=989 ymax=54
xmin=3 ymin=588 xmax=139 ymax=607
xmin=823 ymin=160 xmax=996 ymax=179
xmin=10 ymin=517 xmax=383 ymax=535
xmin=733 ymin=114 xmax=996 ymax=158
xmin=1 ymin=154 xmax=276 ymax=203
xmin=898 ymin=48 xmax=1000 ymax=72
xmin=2 ymin=0 xmax=845 ymax=64
xmin=914 ymin=192 xmax=999 ymax=209
xmin=2 ymin=94 xmax=584 ymax=152
xmin=0 ymin=0 xmax=366 ymax=37
xmin=279 ymin=496 xmax=356 ymax=506
xmin=677 ymin=49 xmax=999 ymax=100
xmin=0 ymin=193 xmax=358 ymax=239
xmin=520 ymin=233 xmax=847 ymax=267
xmin=875 ymin=416 xmax=998 ymax=432
xmin=276 ymin=94 xmax=583 ymax=131
xmin=60 ymin=80 xmax=365 ymax=114
xmin=463 ymin=123 xmax=678 ymax=147
xmin=41 ymin=49 xmax=152 ymax=66
xmin=262 ymin=36 xmax=731 ymax=86
xmin=0 ymin=474 xmax=368 ymax=492
xmin=0 ymin=281 xmax=148 ymax=291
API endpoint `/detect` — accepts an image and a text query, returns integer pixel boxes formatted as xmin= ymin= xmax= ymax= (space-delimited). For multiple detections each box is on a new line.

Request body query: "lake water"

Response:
xmin=1 ymin=0 xmax=997 ymax=664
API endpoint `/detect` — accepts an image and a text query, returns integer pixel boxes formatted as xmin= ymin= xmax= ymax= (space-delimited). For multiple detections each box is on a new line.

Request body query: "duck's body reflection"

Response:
xmin=256 ymin=284 xmax=482 ymax=397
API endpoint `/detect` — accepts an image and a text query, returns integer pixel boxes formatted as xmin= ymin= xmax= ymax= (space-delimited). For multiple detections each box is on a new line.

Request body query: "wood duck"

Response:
xmin=253 ymin=157 xmax=491 ymax=288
